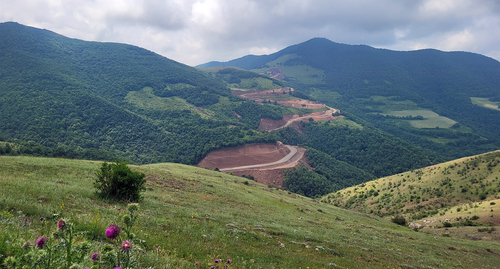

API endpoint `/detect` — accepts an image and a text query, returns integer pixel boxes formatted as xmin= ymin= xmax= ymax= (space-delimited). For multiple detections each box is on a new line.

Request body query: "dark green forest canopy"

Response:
xmin=0 ymin=22 xmax=281 ymax=164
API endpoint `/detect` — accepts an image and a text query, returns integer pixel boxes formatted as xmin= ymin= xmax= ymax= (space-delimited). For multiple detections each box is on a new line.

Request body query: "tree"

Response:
xmin=93 ymin=160 xmax=146 ymax=202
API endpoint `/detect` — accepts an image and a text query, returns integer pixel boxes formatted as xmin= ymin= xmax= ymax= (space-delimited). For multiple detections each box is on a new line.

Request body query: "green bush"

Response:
xmin=391 ymin=215 xmax=407 ymax=226
xmin=93 ymin=161 xmax=146 ymax=202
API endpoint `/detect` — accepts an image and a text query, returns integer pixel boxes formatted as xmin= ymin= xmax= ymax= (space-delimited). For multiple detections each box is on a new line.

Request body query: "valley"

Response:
xmin=1 ymin=22 xmax=500 ymax=268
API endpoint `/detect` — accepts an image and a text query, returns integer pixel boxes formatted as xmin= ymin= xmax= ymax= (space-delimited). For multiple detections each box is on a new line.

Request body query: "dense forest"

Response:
xmin=283 ymin=148 xmax=374 ymax=198
xmin=0 ymin=22 xmax=283 ymax=164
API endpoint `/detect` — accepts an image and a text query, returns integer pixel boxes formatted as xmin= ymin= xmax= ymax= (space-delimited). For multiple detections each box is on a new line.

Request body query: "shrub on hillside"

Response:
xmin=93 ymin=160 xmax=146 ymax=202
xmin=391 ymin=215 xmax=407 ymax=226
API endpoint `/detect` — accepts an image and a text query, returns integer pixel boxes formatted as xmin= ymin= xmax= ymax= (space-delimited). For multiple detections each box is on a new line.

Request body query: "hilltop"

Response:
xmin=1 ymin=155 xmax=500 ymax=268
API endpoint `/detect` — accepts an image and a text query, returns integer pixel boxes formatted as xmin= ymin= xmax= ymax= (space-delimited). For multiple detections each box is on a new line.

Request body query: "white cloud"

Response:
xmin=0 ymin=0 xmax=499 ymax=65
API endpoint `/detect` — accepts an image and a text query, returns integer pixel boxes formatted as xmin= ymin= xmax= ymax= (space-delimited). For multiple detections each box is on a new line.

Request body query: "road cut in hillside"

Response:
xmin=258 ymin=108 xmax=343 ymax=131
xmin=197 ymin=142 xmax=309 ymax=187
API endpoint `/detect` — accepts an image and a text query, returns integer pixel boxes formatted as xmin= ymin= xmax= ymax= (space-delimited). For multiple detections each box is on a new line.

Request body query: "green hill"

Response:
xmin=1 ymin=155 xmax=500 ymax=268
xmin=198 ymin=38 xmax=500 ymax=160
xmin=0 ymin=22 xmax=285 ymax=164
xmin=323 ymin=149 xmax=500 ymax=220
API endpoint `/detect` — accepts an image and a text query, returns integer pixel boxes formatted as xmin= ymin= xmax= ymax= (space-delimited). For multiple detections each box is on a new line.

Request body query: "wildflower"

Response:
xmin=91 ymin=252 xmax=100 ymax=261
xmin=195 ymin=262 xmax=198 ymax=265
xmin=113 ymin=267 xmax=122 ymax=269
xmin=105 ymin=224 xmax=121 ymax=239
xmin=84 ymin=268 xmax=89 ymax=269
xmin=36 ymin=236 xmax=48 ymax=249
xmin=58 ymin=220 xmax=66 ymax=229
xmin=227 ymin=259 xmax=231 ymax=264
xmin=127 ymin=203 xmax=139 ymax=212
xmin=156 ymin=246 xmax=161 ymax=252
xmin=40 ymin=217 xmax=44 ymax=221
xmin=215 ymin=259 xmax=219 ymax=263
xmin=121 ymin=240 xmax=131 ymax=251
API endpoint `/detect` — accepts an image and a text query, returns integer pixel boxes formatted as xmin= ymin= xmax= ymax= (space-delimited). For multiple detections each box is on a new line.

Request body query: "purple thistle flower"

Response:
xmin=36 ymin=236 xmax=48 ymax=249
xmin=105 ymin=224 xmax=121 ymax=239
xmin=39 ymin=217 xmax=44 ymax=221
xmin=58 ymin=220 xmax=65 ymax=229
xmin=215 ymin=259 xmax=219 ymax=263
xmin=113 ymin=267 xmax=122 ymax=269
xmin=91 ymin=252 xmax=100 ymax=261
xmin=195 ymin=262 xmax=198 ymax=265
xmin=227 ymin=259 xmax=231 ymax=264
xmin=121 ymin=240 xmax=131 ymax=251
xmin=84 ymin=267 xmax=89 ymax=269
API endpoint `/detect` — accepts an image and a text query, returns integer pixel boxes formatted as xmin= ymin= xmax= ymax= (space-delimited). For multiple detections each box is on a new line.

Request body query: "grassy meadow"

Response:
xmin=1 ymin=156 xmax=500 ymax=268
xmin=252 ymin=54 xmax=325 ymax=85
xmin=471 ymin=97 xmax=500 ymax=111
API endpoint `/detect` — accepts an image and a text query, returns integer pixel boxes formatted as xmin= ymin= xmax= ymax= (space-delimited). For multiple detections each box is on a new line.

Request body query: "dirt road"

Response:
xmin=220 ymin=145 xmax=298 ymax=172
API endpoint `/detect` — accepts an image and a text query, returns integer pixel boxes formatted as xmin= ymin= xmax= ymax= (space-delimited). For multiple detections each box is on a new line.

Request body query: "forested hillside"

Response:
xmin=0 ymin=22 xmax=283 ymax=164
xmin=199 ymin=38 xmax=500 ymax=161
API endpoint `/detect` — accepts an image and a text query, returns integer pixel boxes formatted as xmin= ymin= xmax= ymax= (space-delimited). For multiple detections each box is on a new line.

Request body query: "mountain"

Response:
xmin=198 ymin=38 xmax=500 ymax=160
xmin=0 ymin=22 xmax=282 ymax=164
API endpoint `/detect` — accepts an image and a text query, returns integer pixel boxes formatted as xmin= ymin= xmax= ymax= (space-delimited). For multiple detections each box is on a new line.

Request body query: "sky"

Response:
xmin=1 ymin=0 xmax=499 ymax=66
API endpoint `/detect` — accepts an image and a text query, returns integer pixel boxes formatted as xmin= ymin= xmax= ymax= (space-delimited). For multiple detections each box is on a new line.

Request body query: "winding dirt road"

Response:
xmin=220 ymin=145 xmax=298 ymax=172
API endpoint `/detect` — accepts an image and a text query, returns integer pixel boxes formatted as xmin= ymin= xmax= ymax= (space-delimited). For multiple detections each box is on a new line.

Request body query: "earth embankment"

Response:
xmin=197 ymin=142 xmax=309 ymax=187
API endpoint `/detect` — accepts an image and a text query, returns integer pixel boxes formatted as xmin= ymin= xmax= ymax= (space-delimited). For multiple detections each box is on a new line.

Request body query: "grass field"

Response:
xmin=385 ymin=110 xmax=457 ymax=129
xmin=471 ymin=97 xmax=500 ymax=111
xmin=360 ymin=95 xmax=458 ymax=129
xmin=125 ymin=87 xmax=212 ymax=119
xmin=2 ymin=156 xmax=500 ymax=268
xmin=229 ymin=77 xmax=283 ymax=91
xmin=252 ymin=54 xmax=325 ymax=85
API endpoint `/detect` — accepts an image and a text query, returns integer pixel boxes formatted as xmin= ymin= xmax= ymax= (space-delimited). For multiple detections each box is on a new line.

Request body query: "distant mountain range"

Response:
xmin=199 ymin=37 xmax=500 ymax=159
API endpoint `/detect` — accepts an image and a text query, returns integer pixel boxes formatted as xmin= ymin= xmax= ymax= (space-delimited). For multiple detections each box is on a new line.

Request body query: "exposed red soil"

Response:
xmin=233 ymin=87 xmax=325 ymax=109
xmin=197 ymin=142 xmax=291 ymax=170
xmin=197 ymin=142 xmax=309 ymax=187
xmin=233 ymin=87 xmax=343 ymax=131
xmin=258 ymin=109 xmax=344 ymax=131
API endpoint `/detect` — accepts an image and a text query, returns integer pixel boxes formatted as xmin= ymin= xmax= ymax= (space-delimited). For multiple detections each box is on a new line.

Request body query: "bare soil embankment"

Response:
xmin=258 ymin=109 xmax=343 ymax=131
xmin=232 ymin=87 xmax=343 ymax=131
xmin=197 ymin=142 xmax=309 ymax=187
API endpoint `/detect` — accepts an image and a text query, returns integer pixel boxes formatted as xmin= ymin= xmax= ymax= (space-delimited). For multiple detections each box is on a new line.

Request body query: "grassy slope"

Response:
xmin=323 ymin=150 xmax=500 ymax=240
xmin=1 ymin=156 xmax=500 ymax=268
